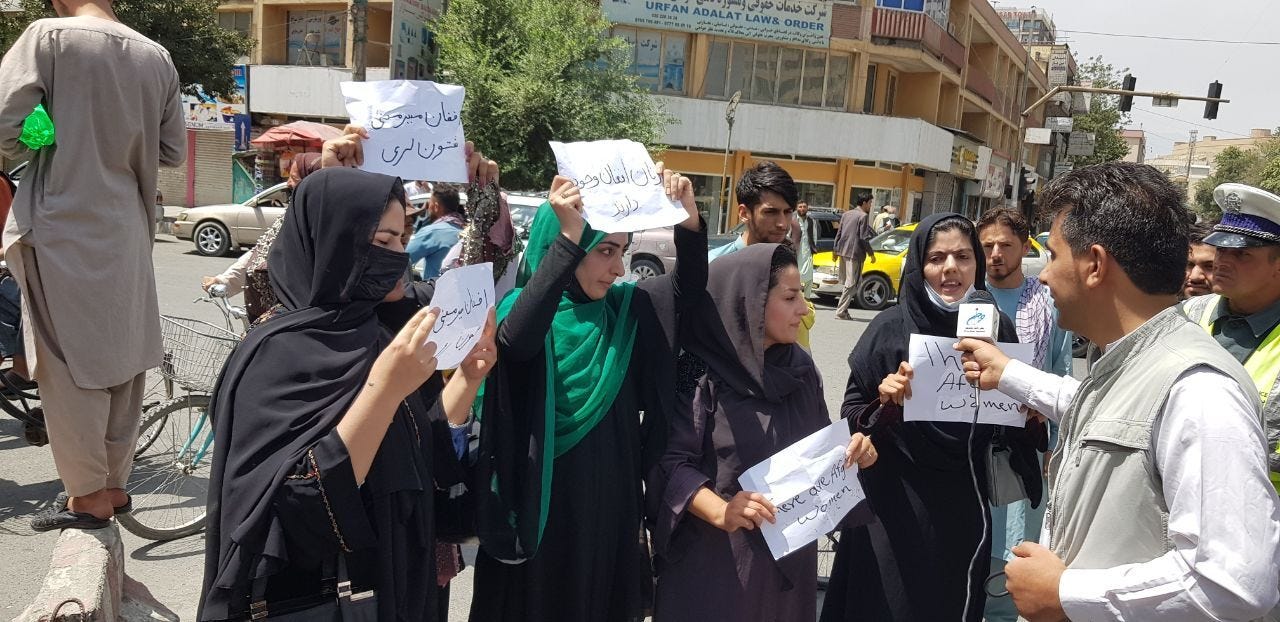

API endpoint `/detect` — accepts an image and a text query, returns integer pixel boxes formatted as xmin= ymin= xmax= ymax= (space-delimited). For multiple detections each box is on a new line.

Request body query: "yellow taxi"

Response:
xmin=811 ymin=222 xmax=1047 ymax=310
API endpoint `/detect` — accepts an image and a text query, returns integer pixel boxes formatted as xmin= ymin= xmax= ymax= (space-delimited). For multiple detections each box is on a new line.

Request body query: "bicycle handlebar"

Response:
xmin=208 ymin=283 xmax=228 ymax=298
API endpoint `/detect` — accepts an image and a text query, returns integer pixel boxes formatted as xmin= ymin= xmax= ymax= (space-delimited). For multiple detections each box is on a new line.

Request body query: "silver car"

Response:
xmin=172 ymin=183 xmax=292 ymax=256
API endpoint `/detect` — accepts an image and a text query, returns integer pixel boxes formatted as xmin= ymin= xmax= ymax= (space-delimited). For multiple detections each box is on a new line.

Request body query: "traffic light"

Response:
xmin=1118 ymin=75 xmax=1136 ymax=112
xmin=1204 ymin=81 xmax=1223 ymax=120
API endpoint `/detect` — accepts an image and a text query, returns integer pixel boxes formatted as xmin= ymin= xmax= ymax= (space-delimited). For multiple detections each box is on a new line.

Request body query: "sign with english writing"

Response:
xmin=549 ymin=139 xmax=690 ymax=233
xmin=602 ymin=0 xmax=833 ymax=48
xmin=738 ymin=418 xmax=866 ymax=561
xmin=341 ymin=80 xmax=468 ymax=182
xmin=904 ymin=334 xmax=1033 ymax=427
xmin=424 ymin=262 xmax=494 ymax=370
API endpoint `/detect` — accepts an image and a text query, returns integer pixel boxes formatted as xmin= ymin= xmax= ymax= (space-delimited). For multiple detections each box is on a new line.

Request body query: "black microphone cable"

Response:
xmin=961 ymin=385 xmax=989 ymax=622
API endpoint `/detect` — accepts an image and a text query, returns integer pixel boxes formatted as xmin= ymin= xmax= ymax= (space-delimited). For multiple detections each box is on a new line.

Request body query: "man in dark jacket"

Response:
xmin=832 ymin=194 xmax=876 ymax=319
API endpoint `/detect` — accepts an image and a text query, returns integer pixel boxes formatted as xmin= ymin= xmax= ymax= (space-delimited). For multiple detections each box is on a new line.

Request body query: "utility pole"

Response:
xmin=717 ymin=90 xmax=742 ymax=234
xmin=1184 ymin=129 xmax=1198 ymax=195
xmin=352 ymin=0 xmax=369 ymax=82
xmin=1010 ymin=44 xmax=1032 ymax=211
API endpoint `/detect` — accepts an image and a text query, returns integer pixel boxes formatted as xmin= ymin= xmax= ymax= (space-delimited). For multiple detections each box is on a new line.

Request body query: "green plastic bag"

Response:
xmin=19 ymin=104 xmax=54 ymax=150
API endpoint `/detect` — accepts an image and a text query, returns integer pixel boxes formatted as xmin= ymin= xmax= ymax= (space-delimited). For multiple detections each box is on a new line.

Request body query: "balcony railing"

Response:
xmin=872 ymin=8 xmax=967 ymax=72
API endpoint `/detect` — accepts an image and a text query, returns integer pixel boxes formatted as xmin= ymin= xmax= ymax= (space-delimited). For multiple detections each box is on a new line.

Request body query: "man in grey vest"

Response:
xmin=1182 ymin=183 xmax=1280 ymax=495
xmin=958 ymin=162 xmax=1280 ymax=621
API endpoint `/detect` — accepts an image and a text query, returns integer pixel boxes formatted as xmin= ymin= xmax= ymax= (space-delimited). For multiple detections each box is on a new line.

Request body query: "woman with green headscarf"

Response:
xmin=469 ymin=166 xmax=705 ymax=622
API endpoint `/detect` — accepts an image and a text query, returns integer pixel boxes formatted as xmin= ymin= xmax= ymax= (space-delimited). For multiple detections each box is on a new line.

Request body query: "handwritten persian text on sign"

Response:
xmin=550 ymin=140 xmax=689 ymax=233
xmin=425 ymin=262 xmax=495 ymax=370
xmin=341 ymin=80 xmax=468 ymax=182
xmin=602 ymin=0 xmax=833 ymax=48
xmin=904 ymin=334 xmax=1033 ymax=427
xmin=738 ymin=419 xmax=866 ymax=561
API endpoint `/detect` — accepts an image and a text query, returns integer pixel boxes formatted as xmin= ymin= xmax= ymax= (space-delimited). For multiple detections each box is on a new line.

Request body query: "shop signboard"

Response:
xmin=601 ymin=0 xmax=833 ymax=48
xmin=1047 ymin=48 xmax=1070 ymax=86
xmin=1067 ymin=132 xmax=1096 ymax=157
xmin=1045 ymin=116 xmax=1074 ymax=133
xmin=182 ymin=65 xmax=251 ymax=150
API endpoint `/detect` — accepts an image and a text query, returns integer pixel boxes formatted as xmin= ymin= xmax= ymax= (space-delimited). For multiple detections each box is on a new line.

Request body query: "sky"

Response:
xmin=995 ymin=0 xmax=1278 ymax=159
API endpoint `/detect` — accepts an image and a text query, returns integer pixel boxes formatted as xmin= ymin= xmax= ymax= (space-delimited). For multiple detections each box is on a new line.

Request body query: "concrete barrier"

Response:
xmin=14 ymin=523 xmax=178 ymax=622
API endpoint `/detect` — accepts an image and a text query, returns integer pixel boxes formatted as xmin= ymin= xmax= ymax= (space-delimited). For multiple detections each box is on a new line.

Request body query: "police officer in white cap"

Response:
xmin=1184 ymin=183 xmax=1280 ymax=493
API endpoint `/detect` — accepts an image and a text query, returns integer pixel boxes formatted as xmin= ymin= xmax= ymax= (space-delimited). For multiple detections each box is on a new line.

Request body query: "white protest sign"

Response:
xmin=904 ymin=334 xmax=1034 ymax=427
xmin=738 ymin=419 xmax=866 ymax=561
xmin=341 ymin=80 xmax=468 ymax=182
xmin=424 ymin=262 xmax=494 ymax=370
xmin=549 ymin=139 xmax=689 ymax=233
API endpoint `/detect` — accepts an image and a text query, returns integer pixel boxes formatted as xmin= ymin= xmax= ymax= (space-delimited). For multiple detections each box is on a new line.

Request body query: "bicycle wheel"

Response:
xmin=817 ymin=531 xmax=840 ymax=590
xmin=117 ymin=394 xmax=212 ymax=541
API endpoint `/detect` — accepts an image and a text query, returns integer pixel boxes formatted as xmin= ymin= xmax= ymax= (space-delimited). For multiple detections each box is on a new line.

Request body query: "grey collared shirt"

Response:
xmin=1206 ymin=295 xmax=1280 ymax=364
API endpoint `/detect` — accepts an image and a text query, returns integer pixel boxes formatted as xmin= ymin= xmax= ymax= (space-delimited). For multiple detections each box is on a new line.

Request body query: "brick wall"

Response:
xmin=832 ymin=2 xmax=863 ymax=40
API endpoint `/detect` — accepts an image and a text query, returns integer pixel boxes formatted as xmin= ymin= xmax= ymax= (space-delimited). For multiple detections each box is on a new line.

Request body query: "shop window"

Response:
xmin=219 ymin=11 xmax=251 ymax=37
xmin=707 ymin=39 xmax=850 ymax=110
xmin=796 ymin=182 xmax=835 ymax=210
xmin=705 ymin=40 xmax=730 ymax=98
xmin=826 ymin=55 xmax=850 ymax=109
xmin=863 ymin=63 xmax=878 ymax=113
xmin=288 ymin=10 xmax=346 ymax=67
xmin=800 ymin=51 xmax=827 ymax=107
xmin=615 ymin=27 xmax=687 ymax=94
xmin=752 ymin=44 xmax=780 ymax=103
xmin=777 ymin=48 xmax=804 ymax=105
xmin=885 ymin=73 xmax=898 ymax=115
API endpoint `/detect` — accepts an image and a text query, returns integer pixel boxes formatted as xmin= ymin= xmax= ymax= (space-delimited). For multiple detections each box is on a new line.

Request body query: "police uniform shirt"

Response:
xmin=1205 ymin=295 xmax=1280 ymax=365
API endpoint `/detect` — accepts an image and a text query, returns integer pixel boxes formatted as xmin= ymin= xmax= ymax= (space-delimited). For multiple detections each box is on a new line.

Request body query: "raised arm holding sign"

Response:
xmin=341 ymin=80 xmax=468 ymax=182
xmin=549 ymin=139 xmax=691 ymax=233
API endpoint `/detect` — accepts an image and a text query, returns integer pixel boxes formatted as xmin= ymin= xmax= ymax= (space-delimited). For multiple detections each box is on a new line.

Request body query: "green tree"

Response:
xmin=0 ymin=0 xmax=253 ymax=97
xmin=433 ymin=0 xmax=670 ymax=189
xmin=1192 ymin=146 xmax=1260 ymax=218
xmin=1069 ymin=55 xmax=1131 ymax=166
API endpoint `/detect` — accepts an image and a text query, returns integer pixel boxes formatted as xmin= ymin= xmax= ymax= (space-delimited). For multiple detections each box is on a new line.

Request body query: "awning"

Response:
xmin=250 ymin=120 xmax=343 ymax=149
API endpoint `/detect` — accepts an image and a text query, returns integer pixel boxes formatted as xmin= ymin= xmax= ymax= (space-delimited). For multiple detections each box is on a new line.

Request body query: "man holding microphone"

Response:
xmin=957 ymin=162 xmax=1279 ymax=621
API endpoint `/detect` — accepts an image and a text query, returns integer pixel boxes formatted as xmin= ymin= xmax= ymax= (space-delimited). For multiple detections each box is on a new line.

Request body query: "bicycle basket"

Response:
xmin=159 ymin=316 xmax=239 ymax=393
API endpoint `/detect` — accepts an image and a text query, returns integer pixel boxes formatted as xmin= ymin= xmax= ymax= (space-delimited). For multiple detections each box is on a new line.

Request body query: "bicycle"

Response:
xmin=816 ymin=530 xmax=840 ymax=590
xmin=115 ymin=285 xmax=248 ymax=541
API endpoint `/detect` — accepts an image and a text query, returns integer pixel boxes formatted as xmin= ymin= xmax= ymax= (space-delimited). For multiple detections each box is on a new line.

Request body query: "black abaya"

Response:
xmin=820 ymin=214 xmax=1020 ymax=622
xmin=198 ymin=168 xmax=462 ymax=622
xmin=469 ymin=223 xmax=707 ymax=622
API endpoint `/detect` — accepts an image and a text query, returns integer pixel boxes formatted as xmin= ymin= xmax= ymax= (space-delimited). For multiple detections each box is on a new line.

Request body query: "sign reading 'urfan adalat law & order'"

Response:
xmin=602 ymin=0 xmax=834 ymax=48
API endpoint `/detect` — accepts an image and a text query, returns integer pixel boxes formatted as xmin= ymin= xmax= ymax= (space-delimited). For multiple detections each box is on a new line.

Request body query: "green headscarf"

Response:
xmin=488 ymin=201 xmax=638 ymax=549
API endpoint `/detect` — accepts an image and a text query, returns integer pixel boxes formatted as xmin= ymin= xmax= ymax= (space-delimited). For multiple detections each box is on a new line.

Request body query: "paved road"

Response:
xmin=0 ymin=235 xmax=878 ymax=620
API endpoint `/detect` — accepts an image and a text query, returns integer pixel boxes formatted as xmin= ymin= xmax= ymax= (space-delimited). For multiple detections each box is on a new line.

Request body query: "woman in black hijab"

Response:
xmin=197 ymin=167 xmax=497 ymax=621
xmin=820 ymin=213 xmax=1042 ymax=622
xmin=653 ymin=243 xmax=877 ymax=621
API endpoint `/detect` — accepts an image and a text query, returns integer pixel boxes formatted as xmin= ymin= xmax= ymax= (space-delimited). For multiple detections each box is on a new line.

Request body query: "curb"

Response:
xmin=14 ymin=523 xmax=178 ymax=622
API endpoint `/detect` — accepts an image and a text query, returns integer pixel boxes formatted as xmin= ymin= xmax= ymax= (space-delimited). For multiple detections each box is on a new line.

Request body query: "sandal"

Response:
xmin=50 ymin=491 xmax=133 ymax=514
xmin=30 ymin=509 xmax=111 ymax=532
xmin=0 ymin=370 xmax=37 ymax=399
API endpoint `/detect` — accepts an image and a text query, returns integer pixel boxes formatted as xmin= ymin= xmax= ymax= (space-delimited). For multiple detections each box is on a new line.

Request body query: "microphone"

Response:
xmin=956 ymin=289 xmax=999 ymax=342
xmin=957 ymin=288 xmax=998 ymax=619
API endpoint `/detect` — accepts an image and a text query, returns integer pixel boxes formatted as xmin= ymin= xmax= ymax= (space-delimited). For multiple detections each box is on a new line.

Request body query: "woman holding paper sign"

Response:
xmin=198 ymin=168 xmax=498 ymax=621
xmin=652 ymin=243 xmax=878 ymax=621
xmin=469 ymin=165 xmax=705 ymax=622
xmin=820 ymin=213 xmax=1044 ymax=622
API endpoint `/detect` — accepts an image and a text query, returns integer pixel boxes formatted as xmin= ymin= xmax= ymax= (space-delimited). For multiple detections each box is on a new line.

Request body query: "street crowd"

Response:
xmin=2 ymin=2 xmax=1279 ymax=622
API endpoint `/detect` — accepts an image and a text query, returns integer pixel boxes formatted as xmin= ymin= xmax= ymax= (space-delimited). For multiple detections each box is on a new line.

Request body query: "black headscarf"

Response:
xmin=849 ymin=212 xmax=1015 ymax=399
xmin=199 ymin=168 xmax=415 ymax=618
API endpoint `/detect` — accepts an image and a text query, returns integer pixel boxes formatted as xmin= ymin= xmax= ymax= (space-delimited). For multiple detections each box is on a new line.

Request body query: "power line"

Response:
xmin=1058 ymin=29 xmax=1280 ymax=45
xmin=1132 ymin=107 xmax=1252 ymax=138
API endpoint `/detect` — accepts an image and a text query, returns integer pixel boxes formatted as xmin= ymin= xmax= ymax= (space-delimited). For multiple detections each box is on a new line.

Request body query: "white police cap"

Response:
xmin=1204 ymin=183 xmax=1280 ymax=248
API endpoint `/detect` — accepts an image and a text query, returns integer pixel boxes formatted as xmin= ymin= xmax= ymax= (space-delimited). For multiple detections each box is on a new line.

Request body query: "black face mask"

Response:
xmin=352 ymin=245 xmax=409 ymax=301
